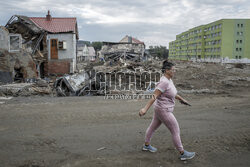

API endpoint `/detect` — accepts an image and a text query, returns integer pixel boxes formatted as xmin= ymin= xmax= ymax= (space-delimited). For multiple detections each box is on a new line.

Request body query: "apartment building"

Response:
xmin=169 ymin=19 xmax=250 ymax=63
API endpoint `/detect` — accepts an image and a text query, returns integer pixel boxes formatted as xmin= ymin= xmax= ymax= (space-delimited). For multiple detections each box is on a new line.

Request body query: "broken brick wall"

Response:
xmin=45 ymin=59 xmax=71 ymax=76
xmin=0 ymin=49 xmax=38 ymax=83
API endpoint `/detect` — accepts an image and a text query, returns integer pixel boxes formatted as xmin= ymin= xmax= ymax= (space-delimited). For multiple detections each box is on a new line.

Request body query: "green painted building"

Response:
xmin=169 ymin=19 xmax=250 ymax=63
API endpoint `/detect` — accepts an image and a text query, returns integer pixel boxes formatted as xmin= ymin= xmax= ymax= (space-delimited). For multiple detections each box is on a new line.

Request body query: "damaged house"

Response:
xmin=99 ymin=35 xmax=145 ymax=62
xmin=0 ymin=26 xmax=38 ymax=83
xmin=1 ymin=11 xmax=78 ymax=83
xmin=77 ymin=44 xmax=96 ymax=62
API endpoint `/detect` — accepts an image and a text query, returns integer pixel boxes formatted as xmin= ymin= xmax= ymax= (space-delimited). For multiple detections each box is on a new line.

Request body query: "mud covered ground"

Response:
xmin=0 ymin=61 xmax=250 ymax=167
xmin=0 ymin=89 xmax=250 ymax=167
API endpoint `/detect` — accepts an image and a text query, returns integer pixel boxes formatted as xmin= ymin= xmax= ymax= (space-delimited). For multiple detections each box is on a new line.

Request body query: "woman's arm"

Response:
xmin=175 ymin=94 xmax=191 ymax=106
xmin=139 ymin=89 xmax=162 ymax=116
xmin=175 ymin=94 xmax=184 ymax=101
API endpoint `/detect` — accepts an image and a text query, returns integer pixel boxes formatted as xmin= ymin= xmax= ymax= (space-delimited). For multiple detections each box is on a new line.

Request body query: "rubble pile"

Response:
xmin=0 ymin=59 xmax=249 ymax=97
xmin=0 ymin=79 xmax=52 ymax=97
xmin=54 ymin=60 xmax=161 ymax=96
xmin=99 ymin=42 xmax=145 ymax=62
xmin=174 ymin=61 xmax=250 ymax=94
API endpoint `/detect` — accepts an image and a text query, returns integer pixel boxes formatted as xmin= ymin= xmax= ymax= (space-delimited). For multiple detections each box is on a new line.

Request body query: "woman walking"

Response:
xmin=139 ymin=60 xmax=195 ymax=160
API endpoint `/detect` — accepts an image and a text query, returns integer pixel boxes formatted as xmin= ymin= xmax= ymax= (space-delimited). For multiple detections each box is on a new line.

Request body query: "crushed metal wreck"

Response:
xmin=54 ymin=71 xmax=108 ymax=96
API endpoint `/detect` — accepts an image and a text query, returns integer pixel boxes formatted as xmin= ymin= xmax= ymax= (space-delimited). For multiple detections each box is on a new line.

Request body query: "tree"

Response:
xmin=91 ymin=41 xmax=103 ymax=51
xmin=148 ymin=45 xmax=169 ymax=60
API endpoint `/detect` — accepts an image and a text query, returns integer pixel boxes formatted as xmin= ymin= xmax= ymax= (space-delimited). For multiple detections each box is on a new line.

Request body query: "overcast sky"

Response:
xmin=1 ymin=0 xmax=250 ymax=48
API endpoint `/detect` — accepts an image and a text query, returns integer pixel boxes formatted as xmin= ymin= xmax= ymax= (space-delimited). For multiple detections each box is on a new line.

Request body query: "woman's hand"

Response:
xmin=179 ymin=99 xmax=191 ymax=106
xmin=139 ymin=108 xmax=147 ymax=116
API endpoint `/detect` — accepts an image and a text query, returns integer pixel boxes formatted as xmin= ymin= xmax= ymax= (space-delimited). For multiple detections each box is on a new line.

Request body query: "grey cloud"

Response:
xmin=1 ymin=0 xmax=250 ymax=47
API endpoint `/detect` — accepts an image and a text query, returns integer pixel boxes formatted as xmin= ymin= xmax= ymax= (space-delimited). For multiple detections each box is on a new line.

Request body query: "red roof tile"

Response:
xmin=132 ymin=37 xmax=144 ymax=44
xmin=29 ymin=17 xmax=77 ymax=33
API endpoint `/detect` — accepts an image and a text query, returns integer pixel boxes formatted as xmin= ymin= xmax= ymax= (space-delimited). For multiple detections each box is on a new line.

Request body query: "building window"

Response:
xmin=239 ymin=48 xmax=242 ymax=51
xmin=237 ymin=24 xmax=240 ymax=28
xmin=237 ymin=32 xmax=240 ymax=35
xmin=239 ymin=56 xmax=242 ymax=59
xmin=236 ymin=48 xmax=238 ymax=51
xmin=9 ymin=34 xmax=21 ymax=52
xmin=241 ymin=24 xmax=243 ymax=27
xmin=236 ymin=40 xmax=239 ymax=43
xmin=58 ymin=41 xmax=67 ymax=50
xmin=240 ymin=40 xmax=242 ymax=43
xmin=235 ymin=56 xmax=238 ymax=59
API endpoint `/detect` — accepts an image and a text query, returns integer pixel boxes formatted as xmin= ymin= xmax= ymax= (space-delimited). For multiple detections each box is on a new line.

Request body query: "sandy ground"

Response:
xmin=0 ymin=89 xmax=250 ymax=167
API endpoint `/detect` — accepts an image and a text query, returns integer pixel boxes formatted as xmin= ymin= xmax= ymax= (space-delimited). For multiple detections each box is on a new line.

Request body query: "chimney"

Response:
xmin=46 ymin=10 xmax=51 ymax=21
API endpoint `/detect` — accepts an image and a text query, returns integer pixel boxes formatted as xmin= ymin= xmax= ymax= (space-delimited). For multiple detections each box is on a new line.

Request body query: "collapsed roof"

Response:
xmin=5 ymin=15 xmax=46 ymax=54
xmin=5 ymin=15 xmax=44 ymax=40
xmin=100 ymin=42 xmax=145 ymax=62
xmin=5 ymin=12 xmax=79 ymax=55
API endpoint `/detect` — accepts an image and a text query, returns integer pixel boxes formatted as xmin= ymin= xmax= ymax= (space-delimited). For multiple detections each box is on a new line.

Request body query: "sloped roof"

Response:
xmin=131 ymin=37 xmax=144 ymax=44
xmin=119 ymin=35 xmax=144 ymax=45
xmin=87 ymin=46 xmax=95 ymax=55
xmin=29 ymin=17 xmax=77 ymax=34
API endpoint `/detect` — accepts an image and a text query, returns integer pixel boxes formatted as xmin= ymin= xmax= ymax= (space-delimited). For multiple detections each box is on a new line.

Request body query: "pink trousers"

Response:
xmin=145 ymin=107 xmax=184 ymax=151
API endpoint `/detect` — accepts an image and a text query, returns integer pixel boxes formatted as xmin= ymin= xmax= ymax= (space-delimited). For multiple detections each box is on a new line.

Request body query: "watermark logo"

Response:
xmin=85 ymin=70 xmax=161 ymax=99
xmin=104 ymin=94 xmax=154 ymax=100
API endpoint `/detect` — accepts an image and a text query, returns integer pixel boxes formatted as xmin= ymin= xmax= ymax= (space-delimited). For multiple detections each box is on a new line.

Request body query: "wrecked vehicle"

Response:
xmin=54 ymin=71 xmax=108 ymax=96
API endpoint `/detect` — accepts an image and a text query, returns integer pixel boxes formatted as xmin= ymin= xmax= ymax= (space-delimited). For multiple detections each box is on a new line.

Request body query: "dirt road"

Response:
xmin=0 ymin=90 xmax=250 ymax=167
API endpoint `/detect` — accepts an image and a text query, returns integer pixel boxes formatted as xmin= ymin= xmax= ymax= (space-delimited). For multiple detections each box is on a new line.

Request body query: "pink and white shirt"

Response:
xmin=154 ymin=76 xmax=177 ymax=110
